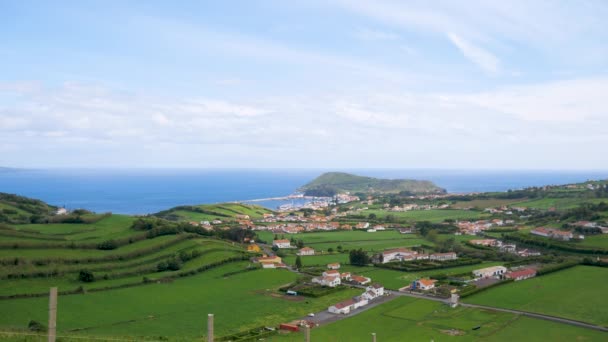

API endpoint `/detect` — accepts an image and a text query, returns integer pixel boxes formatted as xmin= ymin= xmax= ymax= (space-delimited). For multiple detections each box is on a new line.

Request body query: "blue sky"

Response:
xmin=1 ymin=0 xmax=607 ymax=169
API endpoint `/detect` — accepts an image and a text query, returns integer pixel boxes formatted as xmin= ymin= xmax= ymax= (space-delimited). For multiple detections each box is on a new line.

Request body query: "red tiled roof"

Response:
xmin=507 ymin=268 xmax=536 ymax=279
xmin=333 ymin=299 xmax=356 ymax=309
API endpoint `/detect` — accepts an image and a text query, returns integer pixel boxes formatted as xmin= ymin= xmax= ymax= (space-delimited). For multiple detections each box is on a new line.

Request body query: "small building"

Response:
xmin=414 ymin=278 xmax=437 ymax=291
xmin=399 ymin=227 xmax=413 ymax=234
xmin=323 ymin=270 xmax=340 ymax=277
xmin=273 ymin=239 xmax=292 ymax=249
xmin=351 ymin=275 xmax=371 ymax=285
xmin=505 ymin=268 xmax=537 ymax=281
xmin=327 ymin=263 xmax=341 ymax=270
xmin=473 ymin=266 xmax=507 ymax=278
xmin=298 ymin=247 xmax=315 ymax=256
xmin=328 ymin=299 xmax=357 ymax=314
xmin=247 ymin=244 xmax=261 ymax=253
xmin=382 ymin=248 xmax=417 ymax=264
xmin=312 ymin=275 xmax=341 ymax=287
xmin=469 ymin=239 xmax=497 ymax=247
xmin=340 ymin=272 xmax=351 ymax=281
xmin=429 ymin=252 xmax=458 ymax=261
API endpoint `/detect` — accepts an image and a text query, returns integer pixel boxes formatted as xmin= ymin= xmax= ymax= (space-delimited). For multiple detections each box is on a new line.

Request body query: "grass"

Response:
xmin=259 ymin=230 xmax=433 ymax=253
xmin=162 ymin=203 xmax=274 ymax=222
xmin=0 ymin=263 xmax=360 ymax=340
xmin=359 ymin=209 xmax=487 ymax=223
xmin=451 ymin=199 xmax=522 ymax=209
xmin=270 ymin=296 xmax=606 ymax=341
xmin=465 ymin=266 xmax=608 ymax=326
xmin=511 ymin=197 xmax=606 ymax=210
xmin=12 ymin=215 xmax=136 ymax=242
xmin=577 ymin=234 xmax=608 ymax=249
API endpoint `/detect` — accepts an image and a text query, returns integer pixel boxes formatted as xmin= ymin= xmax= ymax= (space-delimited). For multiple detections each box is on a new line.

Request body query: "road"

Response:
xmin=293 ymin=286 xmax=608 ymax=333
xmin=265 ymin=255 xmax=608 ymax=333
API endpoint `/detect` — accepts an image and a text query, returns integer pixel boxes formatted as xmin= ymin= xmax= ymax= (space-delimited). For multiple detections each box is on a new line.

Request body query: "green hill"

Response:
xmin=153 ymin=203 xmax=274 ymax=222
xmin=300 ymin=172 xmax=445 ymax=196
xmin=0 ymin=193 xmax=57 ymax=224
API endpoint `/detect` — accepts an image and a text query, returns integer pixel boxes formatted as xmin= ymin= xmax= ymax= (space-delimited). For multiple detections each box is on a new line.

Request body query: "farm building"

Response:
xmin=382 ymin=248 xmax=417 ymax=263
xmin=327 ymin=263 xmax=341 ymax=270
xmin=429 ymin=252 xmax=458 ymax=261
xmin=469 ymin=239 xmax=498 ymax=247
xmin=273 ymin=239 xmax=292 ymax=248
xmin=328 ymin=297 xmax=368 ymax=314
xmin=312 ymin=275 xmax=341 ymax=287
xmin=531 ymin=227 xmax=574 ymax=241
xmin=473 ymin=266 xmax=507 ymax=278
xmin=505 ymin=268 xmax=537 ymax=281
xmin=351 ymin=275 xmax=371 ymax=285
xmin=414 ymin=278 xmax=436 ymax=291
xmin=340 ymin=272 xmax=351 ymax=280
xmin=298 ymin=247 xmax=315 ymax=256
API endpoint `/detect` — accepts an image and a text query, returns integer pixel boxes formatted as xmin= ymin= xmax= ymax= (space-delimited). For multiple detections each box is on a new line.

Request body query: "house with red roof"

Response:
xmin=505 ymin=268 xmax=536 ymax=281
xmin=297 ymin=247 xmax=315 ymax=256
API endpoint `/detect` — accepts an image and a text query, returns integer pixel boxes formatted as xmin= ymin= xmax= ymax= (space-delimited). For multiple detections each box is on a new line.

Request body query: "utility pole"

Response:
xmin=207 ymin=314 xmax=214 ymax=342
xmin=371 ymin=332 xmax=377 ymax=342
xmin=304 ymin=325 xmax=310 ymax=342
xmin=48 ymin=287 xmax=58 ymax=342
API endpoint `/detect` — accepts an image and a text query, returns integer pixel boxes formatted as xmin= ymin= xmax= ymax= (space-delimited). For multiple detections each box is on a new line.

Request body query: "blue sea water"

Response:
xmin=0 ymin=168 xmax=606 ymax=215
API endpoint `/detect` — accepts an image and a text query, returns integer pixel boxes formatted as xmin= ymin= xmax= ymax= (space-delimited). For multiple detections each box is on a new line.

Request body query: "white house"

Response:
xmin=351 ymin=275 xmax=371 ymax=285
xmin=373 ymin=225 xmax=385 ymax=231
xmin=55 ymin=208 xmax=68 ymax=215
xmin=415 ymin=278 xmax=437 ymax=291
xmin=328 ymin=298 xmax=356 ymax=314
xmin=327 ymin=263 xmax=341 ymax=270
xmin=340 ymin=272 xmax=351 ymax=281
xmin=382 ymin=248 xmax=417 ymax=263
xmin=322 ymin=270 xmax=340 ymax=277
xmin=363 ymin=284 xmax=384 ymax=299
xmin=272 ymin=239 xmax=292 ymax=249
xmin=298 ymin=247 xmax=315 ymax=256
xmin=473 ymin=266 xmax=507 ymax=278
xmin=312 ymin=275 xmax=341 ymax=287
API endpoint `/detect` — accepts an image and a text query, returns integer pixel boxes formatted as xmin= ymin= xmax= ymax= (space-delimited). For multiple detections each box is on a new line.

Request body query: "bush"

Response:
xmin=97 ymin=240 xmax=118 ymax=250
xmin=28 ymin=320 xmax=45 ymax=332
xmin=78 ymin=270 xmax=95 ymax=283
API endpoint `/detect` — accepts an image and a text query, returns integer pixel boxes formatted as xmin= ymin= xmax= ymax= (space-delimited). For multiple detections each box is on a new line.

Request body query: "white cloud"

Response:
xmin=355 ymin=28 xmax=399 ymax=41
xmin=447 ymin=33 xmax=500 ymax=74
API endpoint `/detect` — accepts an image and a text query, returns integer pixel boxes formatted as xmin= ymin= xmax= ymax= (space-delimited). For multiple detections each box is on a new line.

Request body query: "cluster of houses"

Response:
xmin=312 ymin=263 xmax=371 ymax=287
xmin=381 ymin=248 xmax=457 ymax=264
xmin=570 ymin=221 xmax=608 ymax=234
xmin=456 ymin=219 xmax=515 ymax=235
xmin=387 ymin=203 xmax=450 ymax=212
xmin=328 ymin=283 xmax=385 ymax=314
xmin=469 ymin=239 xmax=541 ymax=257
xmin=530 ymin=227 xmax=584 ymax=241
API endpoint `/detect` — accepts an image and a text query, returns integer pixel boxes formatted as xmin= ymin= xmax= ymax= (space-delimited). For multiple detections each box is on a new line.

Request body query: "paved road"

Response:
xmin=276 ymin=262 xmax=608 ymax=333
xmin=460 ymin=303 xmax=608 ymax=333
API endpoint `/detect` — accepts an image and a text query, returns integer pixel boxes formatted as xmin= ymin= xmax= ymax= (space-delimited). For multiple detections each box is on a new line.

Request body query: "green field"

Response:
xmin=465 ymin=266 xmax=608 ymax=326
xmin=157 ymin=203 xmax=274 ymax=222
xmin=358 ymin=209 xmax=487 ymax=223
xmin=271 ymin=296 xmax=606 ymax=341
xmin=11 ymin=215 xmax=136 ymax=241
xmin=0 ymin=264 xmax=360 ymax=340
xmin=451 ymin=199 xmax=521 ymax=209
xmin=577 ymin=234 xmax=608 ymax=249
xmin=259 ymin=230 xmax=432 ymax=253
xmin=512 ymin=197 xmax=605 ymax=210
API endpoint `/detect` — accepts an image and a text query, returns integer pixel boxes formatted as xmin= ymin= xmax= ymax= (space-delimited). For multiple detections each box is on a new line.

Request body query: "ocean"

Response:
xmin=0 ymin=168 xmax=606 ymax=215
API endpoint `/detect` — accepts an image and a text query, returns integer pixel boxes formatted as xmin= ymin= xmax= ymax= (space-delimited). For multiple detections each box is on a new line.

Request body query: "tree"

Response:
xmin=349 ymin=249 xmax=370 ymax=266
xmin=296 ymin=239 xmax=304 ymax=249
xmin=78 ymin=270 xmax=95 ymax=283
xmin=328 ymin=247 xmax=334 ymax=253
xmin=368 ymin=213 xmax=377 ymax=220
xmin=337 ymin=245 xmax=343 ymax=252
xmin=295 ymin=255 xmax=303 ymax=270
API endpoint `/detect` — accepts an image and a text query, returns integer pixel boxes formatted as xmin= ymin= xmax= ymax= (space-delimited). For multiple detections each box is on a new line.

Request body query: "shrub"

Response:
xmin=78 ymin=270 xmax=95 ymax=283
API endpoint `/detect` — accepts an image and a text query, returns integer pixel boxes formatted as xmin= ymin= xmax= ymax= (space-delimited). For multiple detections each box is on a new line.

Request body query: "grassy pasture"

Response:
xmin=164 ymin=203 xmax=274 ymax=222
xmin=576 ymin=234 xmax=608 ymax=249
xmin=0 ymin=263 xmax=359 ymax=340
xmin=511 ymin=197 xmax=606 ymax=210
xmin=12 ymin=215 xmax=136 ymax=241
xmin=465 ymin=266 xmax=608 ymax=326
xmin=271 ymin=296 xmax=606 ymax=341
xmin=359 ymin=209 xmax=487 ymax=223
xmin=450 ymin=198 xmax=522 ymax=209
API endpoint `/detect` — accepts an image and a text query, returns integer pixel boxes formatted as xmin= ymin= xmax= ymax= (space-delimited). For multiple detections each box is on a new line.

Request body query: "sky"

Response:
xmin=1 ymin=0 xmax=607 ymax=169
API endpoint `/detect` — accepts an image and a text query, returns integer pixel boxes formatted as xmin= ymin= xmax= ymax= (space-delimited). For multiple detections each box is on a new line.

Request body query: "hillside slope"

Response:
xmin=300 ymin=172 xmax=445 ymax=196
xmin=153 ymin=203 xmax=274 ymax=222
